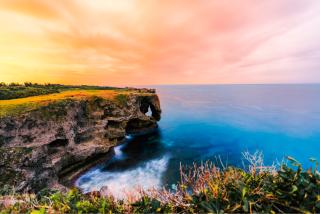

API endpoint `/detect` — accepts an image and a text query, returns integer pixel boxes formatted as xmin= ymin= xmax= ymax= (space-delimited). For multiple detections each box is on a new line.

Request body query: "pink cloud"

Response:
xmin=0 ymin=0 xmax=320 ymax=85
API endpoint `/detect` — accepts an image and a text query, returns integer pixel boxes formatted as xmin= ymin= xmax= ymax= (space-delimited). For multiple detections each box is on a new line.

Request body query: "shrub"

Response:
xmin=115 ymin=94 xmax=128 ymax=106
xmin=0 ymin=157 xmax=319 ymax=213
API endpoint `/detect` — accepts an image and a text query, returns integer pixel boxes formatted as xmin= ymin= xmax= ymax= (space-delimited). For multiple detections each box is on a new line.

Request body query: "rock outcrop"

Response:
xmin=0 ymin=89 xmax=161 ymax=192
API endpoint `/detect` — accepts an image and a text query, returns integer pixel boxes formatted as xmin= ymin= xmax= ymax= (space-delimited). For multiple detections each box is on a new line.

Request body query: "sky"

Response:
xmin=1 ymin=0 xmax=320 ymax=86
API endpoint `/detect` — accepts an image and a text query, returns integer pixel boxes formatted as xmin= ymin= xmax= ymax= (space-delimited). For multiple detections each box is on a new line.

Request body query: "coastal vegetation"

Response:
xmin=0 ymin=90 xmax=118 ymax=118
xmin=0 ymin=156 xmax=319 ymax=213
xmin=0 ymin=82 xmax=118 ymax=100
xmin=0 ymin=83 xmax=151 ymax=118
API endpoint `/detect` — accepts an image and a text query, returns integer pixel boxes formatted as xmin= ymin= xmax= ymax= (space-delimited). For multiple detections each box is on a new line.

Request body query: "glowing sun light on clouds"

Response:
xmin=1 ymin=0 xmax=320 ymax=85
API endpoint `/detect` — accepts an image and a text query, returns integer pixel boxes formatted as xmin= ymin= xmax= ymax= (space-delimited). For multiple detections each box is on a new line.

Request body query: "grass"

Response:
xmin=0 ymin=82 xmax=119 ymax=100
xmin=0 ymin=156 xmax=319 ymax=213
xmin=0 ymin=82 xmax=157 ymax=118
xmin=114 ymin=94 xmax=129 ymax=106
xmin=0 ymin=89 xmax=152 ymax=118
xmin=0 ymin=90 xmax=117 ymax=118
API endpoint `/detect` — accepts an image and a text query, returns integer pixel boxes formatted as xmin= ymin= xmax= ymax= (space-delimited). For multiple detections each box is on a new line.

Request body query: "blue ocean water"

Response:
xmin=76 ymin=84 xmax=320 ymax=197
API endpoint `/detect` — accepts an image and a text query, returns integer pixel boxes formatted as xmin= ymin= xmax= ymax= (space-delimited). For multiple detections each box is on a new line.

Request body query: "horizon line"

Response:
xmin=2 ymin=81 xmax=320 ymax=87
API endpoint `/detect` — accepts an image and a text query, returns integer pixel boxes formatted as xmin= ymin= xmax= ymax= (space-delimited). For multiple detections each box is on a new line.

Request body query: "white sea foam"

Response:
xmin=125 ymin=135 xmax=133 ymax=140
xmin=113 ymin=143 xmax=126 ymax=159
xmin=75 ymin=155 xmax=170 ymax=199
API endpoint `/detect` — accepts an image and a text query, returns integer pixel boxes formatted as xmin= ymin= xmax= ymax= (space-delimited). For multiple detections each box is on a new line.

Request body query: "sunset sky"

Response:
xmin=1 ymin=0 xmax=320 ymax=86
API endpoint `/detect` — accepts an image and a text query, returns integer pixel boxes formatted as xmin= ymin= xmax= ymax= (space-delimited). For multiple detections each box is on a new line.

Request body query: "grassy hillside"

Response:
xmin=0 ymin=157 xmax=319 ymax=213
xmin=0 ymin=82 xmax=118 ymax=100
xmin=0 ymin=83 xmax=153 ymax=118
xmin=0 ymin=90 xmax=128 ymax=118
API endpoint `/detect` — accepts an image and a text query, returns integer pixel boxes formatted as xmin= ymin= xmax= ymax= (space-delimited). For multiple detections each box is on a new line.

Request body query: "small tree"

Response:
xmin=9 ymin=82 xmax=20 ymax=87
xmin=24 ymin=82 xmax=33 ymax=87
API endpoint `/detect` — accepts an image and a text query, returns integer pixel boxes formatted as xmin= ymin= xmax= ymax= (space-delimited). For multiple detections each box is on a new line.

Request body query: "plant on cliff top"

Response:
xmin=0 ymin=83 xmax=119 ymax=100
xmin=0 ymin=90 xmax=122 ymax=118
xmin=114 ymin=94 xmax=128 ymax=106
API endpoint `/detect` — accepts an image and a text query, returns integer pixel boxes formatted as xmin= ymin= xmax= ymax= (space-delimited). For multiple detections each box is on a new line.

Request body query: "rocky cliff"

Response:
xmin=0 ymin=89 xmax=161 ymax=192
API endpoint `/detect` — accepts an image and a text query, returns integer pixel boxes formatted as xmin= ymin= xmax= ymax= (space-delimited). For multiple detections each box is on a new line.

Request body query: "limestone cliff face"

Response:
xmin=0 ymin=90 xmax=161 ymax=192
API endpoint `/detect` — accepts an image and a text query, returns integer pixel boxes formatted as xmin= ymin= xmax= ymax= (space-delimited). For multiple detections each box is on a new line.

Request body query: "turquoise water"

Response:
xmin=76 ymin=84 xmax=320 ymax=197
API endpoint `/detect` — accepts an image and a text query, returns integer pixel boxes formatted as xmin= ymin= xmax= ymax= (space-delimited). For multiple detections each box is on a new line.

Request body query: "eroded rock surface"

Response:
xmin=0 ymin=90 xmax=161 ymax=192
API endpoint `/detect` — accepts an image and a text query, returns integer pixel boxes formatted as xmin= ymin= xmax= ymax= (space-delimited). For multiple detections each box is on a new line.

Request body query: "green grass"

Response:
xmin=0 ymin=90 xmax=120 ymax=118
xmin=0 ymin=83 xmax=157 ymax=118
xmin=0 ymin=82 xmax=120 ymax=100
xmin=0 ymin=157 xmax=319 ymax=213
xmin=0 ymin=88 xmax=155 ymax=118
xmin=114 ymin=94 xmax=128 ymax=106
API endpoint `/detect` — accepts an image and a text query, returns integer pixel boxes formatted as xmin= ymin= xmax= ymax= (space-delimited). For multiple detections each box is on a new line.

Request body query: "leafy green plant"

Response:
xmin=0 ymin=157 xmax=319 ymax=213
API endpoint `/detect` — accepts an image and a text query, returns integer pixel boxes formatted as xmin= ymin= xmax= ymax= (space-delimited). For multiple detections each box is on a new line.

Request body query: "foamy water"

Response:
xmin=75 ymin=155 xmax=170 ymax=199
xmin=113 ymin=143 xmax=126 ymax=160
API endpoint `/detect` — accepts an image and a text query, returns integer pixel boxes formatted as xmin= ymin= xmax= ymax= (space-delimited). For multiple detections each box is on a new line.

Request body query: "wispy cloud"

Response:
xmin=0 ymin=0 xmax=319 ymax=85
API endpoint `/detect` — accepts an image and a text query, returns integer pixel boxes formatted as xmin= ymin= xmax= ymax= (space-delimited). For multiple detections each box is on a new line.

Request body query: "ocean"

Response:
xmin=76 ymin=84 xmax=320 ymax=198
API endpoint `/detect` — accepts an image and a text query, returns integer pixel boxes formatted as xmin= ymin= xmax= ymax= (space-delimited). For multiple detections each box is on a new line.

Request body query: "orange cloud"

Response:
xmin=0 ymin=0 xmax=320 ymax=85
xmin=1 ymin=0 xmax=59 ymax=20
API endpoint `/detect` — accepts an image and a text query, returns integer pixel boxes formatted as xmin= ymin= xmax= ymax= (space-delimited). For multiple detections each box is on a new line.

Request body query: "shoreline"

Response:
xmin=71 ymin=128 xmax=161 ymax=194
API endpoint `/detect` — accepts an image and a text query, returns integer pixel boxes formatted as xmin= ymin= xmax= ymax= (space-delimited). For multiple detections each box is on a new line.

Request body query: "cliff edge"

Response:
xmin=0 ymin=88 xmax=161 ymax=192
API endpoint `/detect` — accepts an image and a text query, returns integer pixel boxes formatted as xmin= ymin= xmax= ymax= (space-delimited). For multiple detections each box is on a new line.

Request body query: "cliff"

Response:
xmin=0 ymin=88 xmax=161 ymax=192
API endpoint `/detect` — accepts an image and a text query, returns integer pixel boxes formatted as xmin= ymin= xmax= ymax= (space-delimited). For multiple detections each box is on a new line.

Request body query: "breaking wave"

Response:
xmin=75 ymin=155 xmax=170 ymax=199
